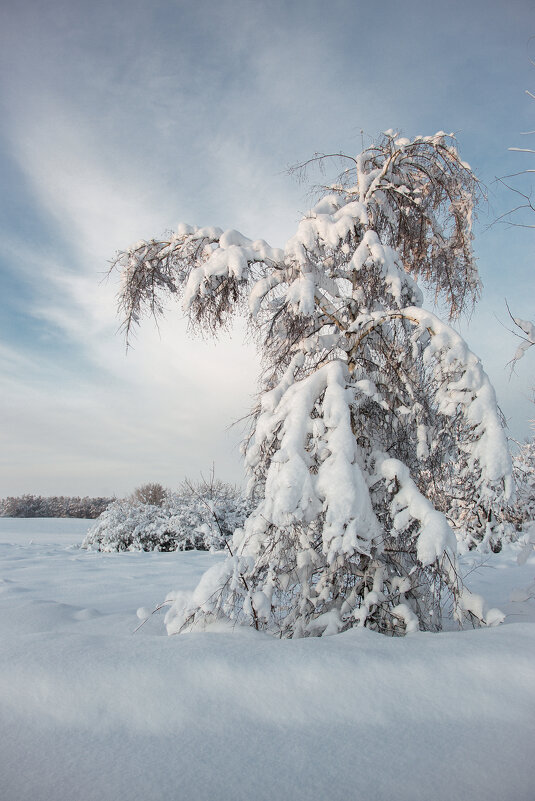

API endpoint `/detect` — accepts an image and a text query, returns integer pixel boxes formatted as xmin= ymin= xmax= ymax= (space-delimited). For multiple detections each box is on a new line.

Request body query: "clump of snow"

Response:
xmin=512 ymin=317 xmax=535 ymax=363
xmin=379 ymin=456 xmax=456 ymax=566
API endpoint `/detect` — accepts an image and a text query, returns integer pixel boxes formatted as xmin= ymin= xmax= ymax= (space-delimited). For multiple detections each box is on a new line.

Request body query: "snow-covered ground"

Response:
xmin=1 ymin=518 xmax=534 ymax=801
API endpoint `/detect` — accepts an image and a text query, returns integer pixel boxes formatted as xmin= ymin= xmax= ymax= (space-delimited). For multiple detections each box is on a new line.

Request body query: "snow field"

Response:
xmin=1 ymin=518 xmax=534 ymax=801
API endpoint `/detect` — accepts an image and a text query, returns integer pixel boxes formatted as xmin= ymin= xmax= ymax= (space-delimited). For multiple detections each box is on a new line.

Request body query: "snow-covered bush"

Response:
xmin=113 ymin=132 xmax=512 ymax=636
xmin=81 ymin=480 xmax=250 ymax=552
xmin=82 ymin=499 xmax=185 ymax=552
xmin=177 ymin=476 xmax=253 ymax=549
xmin=511 ymin=438 xmax=535 ymax=526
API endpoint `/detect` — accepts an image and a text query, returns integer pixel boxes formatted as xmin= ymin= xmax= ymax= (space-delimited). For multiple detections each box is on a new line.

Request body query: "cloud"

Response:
xmin=0 ymin=0 xmax=533 ymax=495
xmin=0 ymin=89 xmax=262 ymax=494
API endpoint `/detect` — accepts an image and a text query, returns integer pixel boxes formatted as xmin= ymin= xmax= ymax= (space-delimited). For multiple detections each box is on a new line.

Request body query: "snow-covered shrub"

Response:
xmin=113 ymin=132 xmax=512 ymax=636
xmin=512 ymin=438 xmax=535 ymax=526
xmin=440 ymin=451 xmax=516 ymax=553
xmin=82 ymin=499 xmax=185 ymax=552
xmin=81 ymin=481 xmax=250 ymax=552
xmin=177 ymin=476 xmax=253 ymax=550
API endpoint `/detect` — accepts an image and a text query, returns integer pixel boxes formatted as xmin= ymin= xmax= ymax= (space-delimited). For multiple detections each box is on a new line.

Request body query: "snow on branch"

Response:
xmin=113 ymin=224 xmax=284 ymax=340
xmin=349 ymin=306 xmax=513 ymax=498
xmin=511 ymin=316 xmax=535 ymax=363
xmin=288 ymin=131 xmax=482 ymax=319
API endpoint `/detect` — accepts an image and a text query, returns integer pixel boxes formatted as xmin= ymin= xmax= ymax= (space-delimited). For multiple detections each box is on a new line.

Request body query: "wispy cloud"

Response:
xmin=0 ymin=0 xmax=533 ymax=494
xmin=0 ymin=89 xmax=261 ymax=494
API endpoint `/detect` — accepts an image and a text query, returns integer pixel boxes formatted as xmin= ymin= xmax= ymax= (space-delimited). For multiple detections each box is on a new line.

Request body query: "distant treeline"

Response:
xmin=0 ymin=495 xmax=114 ymax=519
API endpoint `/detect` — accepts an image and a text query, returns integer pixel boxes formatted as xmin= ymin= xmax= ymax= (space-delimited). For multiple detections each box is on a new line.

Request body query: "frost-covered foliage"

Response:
xmin=82 ymin=480 xmax=250 ymax=552
xmin=511 ymin=438 xmax=535 ymax=526
xmin=0 ymin=494 xmax=113 ymax=519
xmin=114 ymin=132 xmax=512 ymax=637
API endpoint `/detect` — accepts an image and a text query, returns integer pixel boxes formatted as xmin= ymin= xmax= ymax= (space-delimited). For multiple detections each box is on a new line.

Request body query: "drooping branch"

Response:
xmin=113 ymin=225 xmax=285 ymax=343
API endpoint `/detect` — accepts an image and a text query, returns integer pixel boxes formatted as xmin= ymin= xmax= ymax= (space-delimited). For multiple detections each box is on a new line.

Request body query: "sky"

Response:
xmin=0 ymin=0 xmax=534 ymax=498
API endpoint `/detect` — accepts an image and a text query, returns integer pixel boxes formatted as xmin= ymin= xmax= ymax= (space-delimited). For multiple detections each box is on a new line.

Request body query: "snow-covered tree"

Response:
xmin=0 ymin=495 xmax=113 ymax=518
xmin=131 ymin=482 xmax=168 ymax=507
xmin=114 ymin=132 xmax=511 ymax=637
